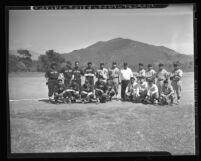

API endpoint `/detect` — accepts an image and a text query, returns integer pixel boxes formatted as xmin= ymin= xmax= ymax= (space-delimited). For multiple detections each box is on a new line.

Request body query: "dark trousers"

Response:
xmin=64 ymin=79 xmax=71 ymax=88
xmin=73 ymin=79 xmax=81 ymax=93
xmin=121 ymin=80 xmax=130 ymax=100
xmin=48 ymin=79 xmax=58 ymax=97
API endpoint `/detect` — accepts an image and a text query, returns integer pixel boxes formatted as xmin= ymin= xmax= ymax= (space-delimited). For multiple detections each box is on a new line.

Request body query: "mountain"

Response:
xmin=61 ymin=38 xmax=193 ymax=69
xmin=9 ymin=50 xmax=42 ymax=60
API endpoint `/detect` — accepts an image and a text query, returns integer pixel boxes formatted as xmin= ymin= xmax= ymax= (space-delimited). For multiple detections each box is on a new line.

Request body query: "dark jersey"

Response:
xmin=84 ymin=67 xmax=95 ymax=75
xmin=72 ymin=67 xmax=83 ymax=80
xmin=45 ymin=69 xmax=59 ymax=79
xmin=61 ymin=67 xmax=73 ymax=79
xmin=95 ymin=81 xmax=108 ymax=93
xmin=54 ymin=84 xmax=66 ymax=94
xmin=72 ymin=82 xmax=80 ymax=91
xmin=82 ymin=83 xmax=93 ymax=92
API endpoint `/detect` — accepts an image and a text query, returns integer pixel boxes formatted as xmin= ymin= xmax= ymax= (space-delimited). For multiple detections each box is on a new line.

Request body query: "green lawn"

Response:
xmin=9 ymin=72 xmax=195 ymax=154
xmin=10 ymin=100 xmax=195 ymax=154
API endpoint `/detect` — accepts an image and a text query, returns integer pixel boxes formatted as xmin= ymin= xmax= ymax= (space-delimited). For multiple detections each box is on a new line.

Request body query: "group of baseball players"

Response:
xmin=45 ymin=60 xmax=183 ymax=105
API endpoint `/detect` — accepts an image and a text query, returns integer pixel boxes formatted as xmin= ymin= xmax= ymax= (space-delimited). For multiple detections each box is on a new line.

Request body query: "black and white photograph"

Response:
xmin=8 ymin=4 xmax=196 ymax=155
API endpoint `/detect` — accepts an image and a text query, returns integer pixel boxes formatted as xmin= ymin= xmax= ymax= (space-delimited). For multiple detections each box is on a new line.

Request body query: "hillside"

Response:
xmin=61 ymin=38 xmax=193 ymax=69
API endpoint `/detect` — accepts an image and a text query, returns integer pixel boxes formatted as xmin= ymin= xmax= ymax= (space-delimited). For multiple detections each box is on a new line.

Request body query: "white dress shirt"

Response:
xmin=120 ymin=67 xmax=133 ymax=81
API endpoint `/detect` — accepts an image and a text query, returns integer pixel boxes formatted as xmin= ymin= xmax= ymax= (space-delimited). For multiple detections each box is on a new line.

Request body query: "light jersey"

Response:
xmin=108 ymin=67 xmax=120 ymax=79
xmin=97 ymin=68 xmax=108 ymax=80
xmin=138 ymin=69 xmax=146 ymax=77
xmin=120 ymin=67 xmax=133 ymax=81
xmin=147 ymin=84 xmax=158 ymax=95
xmin=171 ymin=69 xmax=183 ymax=81
xmin=156 ymin=69 xmax=169 ymax=81
xmin=138 ymin=81 xmax=148 ymax=92
xmin=146 ymin=69 xmax=156 ymax=78
xmin=161 ymin=85 xmax=174 ymax=95
xmin=125 ymin=82 xmax=139 ymax=94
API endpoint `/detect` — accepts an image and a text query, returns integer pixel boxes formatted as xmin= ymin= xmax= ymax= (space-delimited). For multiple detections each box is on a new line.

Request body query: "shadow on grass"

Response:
xmin=38 ymin=99 xmax=58 ymax=104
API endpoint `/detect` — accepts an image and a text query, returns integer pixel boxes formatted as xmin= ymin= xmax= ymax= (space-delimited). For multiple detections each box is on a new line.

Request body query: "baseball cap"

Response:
xmin=139 ymin=63 xmax=143 ymax=66
xmin=159 ymin=63 xmax=164 ymax=67
xmin=112 ymin=62 xmax=117 ymax=65
xmin=100 ymin=63 xmax=104 ymax=66
xmin=148 ymin=64 xmax=152 ymax=67
xmin=88 ymin=62 xmax=92 ymax=65
xmin=164 ymin=79 xmax=169 ymax=84
xmin=123 ymin=62 xmax=128 ymax=66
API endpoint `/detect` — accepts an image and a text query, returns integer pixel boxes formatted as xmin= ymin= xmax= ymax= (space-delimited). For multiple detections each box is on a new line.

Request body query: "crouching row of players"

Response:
xmin=53 ymin=76 xmax=115 ymax=104
xmin=125 ymin=76 xmax=174 ymax=105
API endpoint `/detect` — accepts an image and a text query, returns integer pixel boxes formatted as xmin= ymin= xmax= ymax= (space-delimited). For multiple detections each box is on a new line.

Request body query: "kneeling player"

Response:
xmin=95 ymin=76 xmax=108 ymax=103
xmin=71 ymin=80 xmax=81 ymax=103
xmin=138 ymin=76 xmax=148 ymax=102
xmin=54 ymin=78 xmax=68 ymax=104
xmin=144 ymin=79 xmax=159 ymax=104
xmin=81 ymin=80 xmax=94 ymax=103
xmin=107 ymin=79 xmax=116 ymax=101
xmin=159 ymin=80 xmax=174 ymax=105
xmin=125 ymin=77 xmax=139 ymax=102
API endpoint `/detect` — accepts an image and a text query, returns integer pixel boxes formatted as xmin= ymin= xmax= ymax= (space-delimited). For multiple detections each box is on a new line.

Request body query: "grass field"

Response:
xmin=9 ymin=72 xmax=195 ymax=154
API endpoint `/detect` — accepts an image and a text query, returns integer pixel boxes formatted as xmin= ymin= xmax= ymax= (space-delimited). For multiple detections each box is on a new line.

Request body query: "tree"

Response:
xmin=17 ymin=49 xmax=33 ymax=71
xmin=9 ymin=55 xmax=20 ymax=72
xmin=38 ymin=50 xmax=65 ymax=72
xmin=17 ymin=49 xmax=32 ymax=59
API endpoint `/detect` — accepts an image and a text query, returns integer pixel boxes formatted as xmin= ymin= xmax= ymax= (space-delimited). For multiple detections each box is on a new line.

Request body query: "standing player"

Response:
xmin=119 ymin=62 xmax=133 ymax=101
xmin=96 ymin=63 xmax=108 ymax=83
xmin=84 ymin=62 xmax=96 ymax=92
xmin=156 ymin=63 xmax=169 ymax=96
xmin=146 ymin=64 xmax=156 ymax=83
xmin=125 ymin=77 xmax=139 ymax=102
xmin=45 ymin=63 xmax=60 ymax=101
xmin=137 ymin=63 xmax=146 ymax=80
xmin=61 ymin=61 xmax=73 ymax=88
xmin=72 ymin=61 xmax=84 ymax=93
xmin=108 ymin=62 xmax=120 ymax=100
xmin=94 ymin=76 xmax=108 ymax=103
xmin=170 ymin=62 xmax=183 ymax=104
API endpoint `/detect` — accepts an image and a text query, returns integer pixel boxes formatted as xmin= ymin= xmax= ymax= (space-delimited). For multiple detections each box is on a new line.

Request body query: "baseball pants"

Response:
xmin=48 ymin=79 xmax=58 ymax=97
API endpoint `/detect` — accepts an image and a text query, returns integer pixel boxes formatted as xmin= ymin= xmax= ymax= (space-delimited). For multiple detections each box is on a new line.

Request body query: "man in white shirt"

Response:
xmin=170 ymin=62 xmax=183 ymax=104
xmin=119 ymin=62 xmax=133 ymax=101
xmin=144 ymin=79 xmax=159 ymax=104
xmin=125 ymin=77 xmax=139 ymax=102
xmin=96 ymin=63 xmax=108 ymax=83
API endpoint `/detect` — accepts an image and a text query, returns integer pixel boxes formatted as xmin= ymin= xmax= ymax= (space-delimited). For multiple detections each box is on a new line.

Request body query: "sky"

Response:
xmin=9 ymin=4 xmax=194 ymax=55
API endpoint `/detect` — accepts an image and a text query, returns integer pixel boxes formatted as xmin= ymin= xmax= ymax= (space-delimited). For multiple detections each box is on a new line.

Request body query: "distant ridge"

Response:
xmin=61 ymin=37 xmax=193 ymax=67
